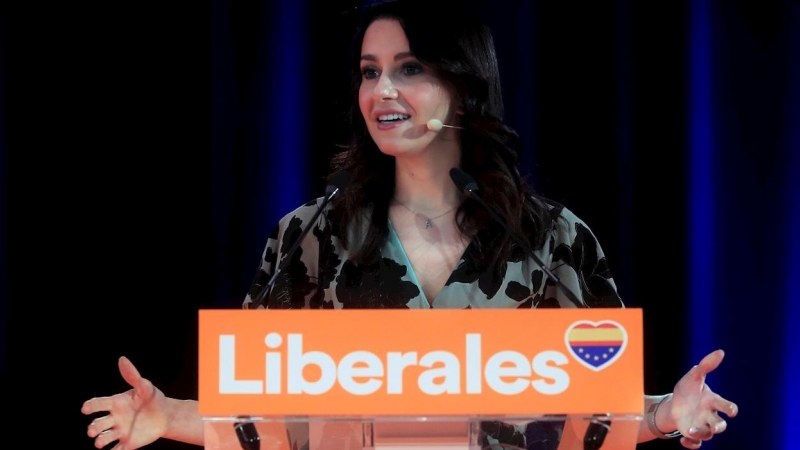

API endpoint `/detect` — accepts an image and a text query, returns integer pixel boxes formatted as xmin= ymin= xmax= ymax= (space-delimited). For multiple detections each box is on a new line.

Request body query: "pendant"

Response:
xmin=425 ymin=219 xmax=432 ymax=228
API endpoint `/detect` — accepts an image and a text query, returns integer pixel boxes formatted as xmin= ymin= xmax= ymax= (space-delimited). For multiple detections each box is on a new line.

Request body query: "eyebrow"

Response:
xmin=360 ymin=52 xmax=415 ymax=62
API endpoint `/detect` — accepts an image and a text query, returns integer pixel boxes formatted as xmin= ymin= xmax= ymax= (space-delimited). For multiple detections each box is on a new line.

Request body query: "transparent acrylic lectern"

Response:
xmin=198 ymin=309 xmax=644 ymax=450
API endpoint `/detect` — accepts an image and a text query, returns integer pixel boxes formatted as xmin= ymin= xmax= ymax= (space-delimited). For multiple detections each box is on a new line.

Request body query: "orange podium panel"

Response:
xmin=198 ymin=308 xmax=644 ymax=450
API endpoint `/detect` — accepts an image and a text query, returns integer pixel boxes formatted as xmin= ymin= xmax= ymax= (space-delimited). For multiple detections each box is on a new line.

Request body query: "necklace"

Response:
xmin=393 ymin=197 xmax=459 ymax=229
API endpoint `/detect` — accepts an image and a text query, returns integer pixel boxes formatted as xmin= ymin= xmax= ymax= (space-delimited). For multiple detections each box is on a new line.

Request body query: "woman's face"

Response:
xmin=358 ymin=18 xmax=458 ymax=157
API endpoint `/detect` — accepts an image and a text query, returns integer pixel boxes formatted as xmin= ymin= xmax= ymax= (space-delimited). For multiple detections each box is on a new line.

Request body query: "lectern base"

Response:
xmin=204 ymin=416 xmax=640 ymax=450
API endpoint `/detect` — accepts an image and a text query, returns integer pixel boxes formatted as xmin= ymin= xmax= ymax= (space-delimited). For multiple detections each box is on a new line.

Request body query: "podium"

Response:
xmin=198 ymin=309 xmax=644 ymax=450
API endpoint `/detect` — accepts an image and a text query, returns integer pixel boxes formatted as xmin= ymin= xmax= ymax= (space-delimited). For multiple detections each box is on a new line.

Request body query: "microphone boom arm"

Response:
xmin=251 ymin=169 xmax=351 ymax=309
xmin=277 ymin=189 xmax=334 ymax=283
xmin=251 ymin=187 xmax=339 ymax=309
xmin=450 ymin=168 xmax=582 ymax=306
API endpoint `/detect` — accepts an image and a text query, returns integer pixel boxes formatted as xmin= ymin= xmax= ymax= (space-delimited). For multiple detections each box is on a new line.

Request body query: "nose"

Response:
xmin=375 ymin=75 xmax=398 ymax=101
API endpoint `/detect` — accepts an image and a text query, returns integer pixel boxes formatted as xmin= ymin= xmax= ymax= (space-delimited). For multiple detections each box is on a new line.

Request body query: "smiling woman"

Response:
xmin=358 ymin=18 xmax=460 ymax=158
xmin=80 ymin=1 xmax=738 ymax=449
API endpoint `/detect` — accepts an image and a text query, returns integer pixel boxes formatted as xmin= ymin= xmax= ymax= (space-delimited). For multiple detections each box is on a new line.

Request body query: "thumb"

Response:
xmin=698 ymin=349 xmax=725 ymax=373
xmin=690 ymin=349 xmax=725 ymax=381
xmin=118 ymin=356 xmax=146 ymax=391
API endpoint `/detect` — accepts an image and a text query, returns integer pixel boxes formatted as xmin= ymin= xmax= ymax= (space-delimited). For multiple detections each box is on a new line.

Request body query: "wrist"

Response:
xmin=163 ymin=397 xmax=180 ymax=438
xmin=647 ymin=394 xmax=681 ymax=439
xmin=163 ymin=398 xmax=204 ymax=444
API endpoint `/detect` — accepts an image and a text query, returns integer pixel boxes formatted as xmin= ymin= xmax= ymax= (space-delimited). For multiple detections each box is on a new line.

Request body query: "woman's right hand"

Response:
xmin=82 ymin=356 xmax=169 ymax=450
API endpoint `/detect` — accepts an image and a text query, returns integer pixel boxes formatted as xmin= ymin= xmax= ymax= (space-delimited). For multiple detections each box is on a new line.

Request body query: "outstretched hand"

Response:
xmin=668 ymin=349 xmax=739 ymax=449
xmin=81 ymin=356 xmax=169 ymax=450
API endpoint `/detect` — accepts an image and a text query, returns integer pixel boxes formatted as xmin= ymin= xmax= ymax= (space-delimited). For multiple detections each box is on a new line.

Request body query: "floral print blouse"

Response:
xmin=240 ymin=196 xmax=624 ymax=450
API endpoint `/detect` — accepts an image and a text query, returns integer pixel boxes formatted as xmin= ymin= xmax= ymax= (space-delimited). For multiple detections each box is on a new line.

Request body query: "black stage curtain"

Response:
xmin=1 ymin=1 xmax=797 ymax=449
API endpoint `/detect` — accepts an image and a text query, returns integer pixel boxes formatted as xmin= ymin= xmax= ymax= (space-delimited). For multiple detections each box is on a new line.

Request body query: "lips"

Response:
xmin=375 ymin=117 xmax=410 ymax=131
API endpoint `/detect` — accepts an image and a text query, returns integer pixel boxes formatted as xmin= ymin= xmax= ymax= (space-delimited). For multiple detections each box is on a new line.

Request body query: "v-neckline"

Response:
xmin=387 ymin=219 xmax=472 ymax=307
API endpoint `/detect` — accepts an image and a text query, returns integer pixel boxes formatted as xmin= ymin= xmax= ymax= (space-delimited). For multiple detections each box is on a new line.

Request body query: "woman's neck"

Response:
xmin=393 ymin=157 xmax=463 ymax=213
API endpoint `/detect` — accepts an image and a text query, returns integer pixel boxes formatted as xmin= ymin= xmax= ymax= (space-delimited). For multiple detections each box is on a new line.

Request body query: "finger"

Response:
xmin=94 ymin=428 xmax=120 ymax=449
xmin=708 ymin=416 xmax=728 ymax=435
xmin=687 ymin=424 xmax=714 ymax=441
xmin=712 ymin=397 xmax=739 ymax=418
xmin=680 ymin=436 xmax=702 ymax=449
xmin=87 ymin=415 xmax=115 ymax=438
xmin=82 ymin=396 xmax=114 ymax=415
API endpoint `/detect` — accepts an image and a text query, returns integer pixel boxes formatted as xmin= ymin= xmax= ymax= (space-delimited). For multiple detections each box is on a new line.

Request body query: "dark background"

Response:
xmin=1 ymin=0 xmax=798 ymax=449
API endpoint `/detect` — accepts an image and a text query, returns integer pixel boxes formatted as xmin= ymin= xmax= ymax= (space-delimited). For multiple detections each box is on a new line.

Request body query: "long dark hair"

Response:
xmin=329 ymin=0 xmax=552 ymax=271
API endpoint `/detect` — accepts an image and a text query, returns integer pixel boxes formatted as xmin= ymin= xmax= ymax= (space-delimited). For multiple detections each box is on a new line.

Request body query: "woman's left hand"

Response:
xmin=664 ymin=349 xmax=739 ymax=448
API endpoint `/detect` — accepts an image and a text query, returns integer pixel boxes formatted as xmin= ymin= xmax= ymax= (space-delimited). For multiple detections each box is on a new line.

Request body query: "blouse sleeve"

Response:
xmin=241 ymin=198 xmax=326 ymax=309
xmin=546 ymin=204 xmax=625 ymax=308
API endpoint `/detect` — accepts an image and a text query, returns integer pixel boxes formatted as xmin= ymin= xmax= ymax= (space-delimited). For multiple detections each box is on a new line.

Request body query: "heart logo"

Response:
xmin=565 ymin=320 xmax=628 ymax=371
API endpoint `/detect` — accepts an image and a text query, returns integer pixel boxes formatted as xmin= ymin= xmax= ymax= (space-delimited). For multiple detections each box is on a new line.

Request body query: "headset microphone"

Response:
xmin=427 ymin=119 xmax=465 ymax=131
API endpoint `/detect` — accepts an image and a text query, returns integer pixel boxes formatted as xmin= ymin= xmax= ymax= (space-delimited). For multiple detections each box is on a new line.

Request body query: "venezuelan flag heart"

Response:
xmin=565 ymin=320 xmax=628 ymax=371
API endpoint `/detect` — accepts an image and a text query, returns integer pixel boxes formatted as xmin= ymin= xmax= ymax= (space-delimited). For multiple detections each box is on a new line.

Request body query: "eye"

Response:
xmin=361 ymin=66 xmax=379 ymax=80
xmin=402 ymin=62 xmax=423 ymax=76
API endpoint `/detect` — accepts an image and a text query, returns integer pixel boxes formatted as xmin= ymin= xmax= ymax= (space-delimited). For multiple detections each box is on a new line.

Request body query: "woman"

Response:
xmin=82 ymin=1 xmax=737 ymax=449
